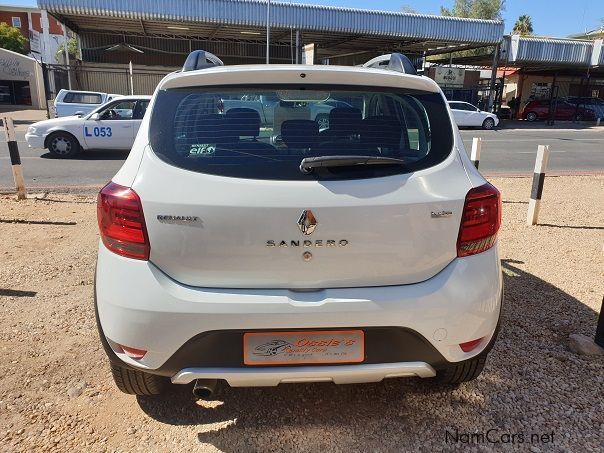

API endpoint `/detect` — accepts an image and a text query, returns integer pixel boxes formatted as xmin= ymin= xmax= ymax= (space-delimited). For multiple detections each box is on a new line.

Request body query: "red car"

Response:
xmin=522 ymin=99 xmax=595 ymax=122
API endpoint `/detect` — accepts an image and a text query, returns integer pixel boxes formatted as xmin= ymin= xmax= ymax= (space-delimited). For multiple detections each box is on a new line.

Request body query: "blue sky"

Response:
xmin=5 ymin=0 xmax=603 ymax=38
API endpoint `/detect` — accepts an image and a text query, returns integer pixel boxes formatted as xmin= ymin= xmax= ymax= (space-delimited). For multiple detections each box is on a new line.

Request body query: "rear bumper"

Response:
xmin=95 ymin=242 xmax=503 ymax=381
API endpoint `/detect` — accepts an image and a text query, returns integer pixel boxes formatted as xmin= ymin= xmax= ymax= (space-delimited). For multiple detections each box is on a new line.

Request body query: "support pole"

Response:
xmin=265 ymin=0 xmax=271 ymax=64
xmin=488 ymin=44 xmax=500 ymax=112
xmin=527 ymin=145 xmax=550 ymax=226
xmin=470 ymin=137 xmax=482 ymax=169
xmin=2 ymin=116 xmax=27 ymax=200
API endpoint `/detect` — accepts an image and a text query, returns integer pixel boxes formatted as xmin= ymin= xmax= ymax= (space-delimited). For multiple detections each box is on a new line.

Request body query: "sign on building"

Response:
xmin=29 ymin=29 xmax=41 ymax=54
xmin=434 ymin=67 xmax=465 ymax=87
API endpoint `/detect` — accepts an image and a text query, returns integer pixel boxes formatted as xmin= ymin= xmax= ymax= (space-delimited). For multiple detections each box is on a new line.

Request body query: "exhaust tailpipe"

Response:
xmin=192 ymin=379 xmax=217 ymax=400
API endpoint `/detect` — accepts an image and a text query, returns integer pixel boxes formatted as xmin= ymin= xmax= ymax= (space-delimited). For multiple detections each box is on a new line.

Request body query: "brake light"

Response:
xmin=97 ymin=182 xmax=150 ymax=260
xmin=457 ymin=183 xmax=501 ymax=257
xmin=459 ymin=338 xmax=484 ymax=352
xmin=116 ymin=344 xmax=147 ymax=360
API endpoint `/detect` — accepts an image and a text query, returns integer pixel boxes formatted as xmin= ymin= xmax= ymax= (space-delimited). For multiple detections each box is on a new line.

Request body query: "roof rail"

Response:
xmin=182 ymin=50 xmax=224 ymax=72
xmin=362 ymin=53 xmax=418 ymax=75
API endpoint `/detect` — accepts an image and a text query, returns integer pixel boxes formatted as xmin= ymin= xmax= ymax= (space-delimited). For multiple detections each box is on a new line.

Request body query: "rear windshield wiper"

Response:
xmin=300 ymin=155 xmax=405 ymax=174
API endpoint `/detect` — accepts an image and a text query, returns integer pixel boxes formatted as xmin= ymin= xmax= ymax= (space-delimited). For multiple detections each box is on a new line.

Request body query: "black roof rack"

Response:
xmin=182 ymin=50 xmax=224 ymax=72
xmin=362 ymin=53 xmax=418 ymax=75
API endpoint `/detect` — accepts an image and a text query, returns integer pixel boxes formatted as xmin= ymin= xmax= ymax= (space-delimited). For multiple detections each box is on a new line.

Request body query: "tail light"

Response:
xmin=97 ymin=182 xmax=150 ymax=260
xmin=457 ymin=183 xmax=501 ymax=257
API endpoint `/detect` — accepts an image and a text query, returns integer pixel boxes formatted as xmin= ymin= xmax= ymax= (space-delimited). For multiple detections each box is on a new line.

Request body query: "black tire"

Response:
xmin=432 ymin=352 xmax=488 ymax=385
xmin=525 ymin=111 xmax=538 ymax=122
xmin=482 ymin=117 xmax=495 ymax=130
xmin=46 ymin=132 xmax=80 ymax=158
xmin=110 ymin=362 xmax=168 ymax=395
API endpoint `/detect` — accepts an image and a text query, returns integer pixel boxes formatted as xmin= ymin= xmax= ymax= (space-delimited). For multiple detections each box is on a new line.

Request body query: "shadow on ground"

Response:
xmin=136 ymin=260 xmax=602 ymax=451
xmin=40 ymin=150 xmax=129 ymax=161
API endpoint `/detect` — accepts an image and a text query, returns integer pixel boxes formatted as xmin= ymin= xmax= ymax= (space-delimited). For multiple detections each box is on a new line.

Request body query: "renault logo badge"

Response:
xmin=297 ymin=210 xmax=317 ymax=235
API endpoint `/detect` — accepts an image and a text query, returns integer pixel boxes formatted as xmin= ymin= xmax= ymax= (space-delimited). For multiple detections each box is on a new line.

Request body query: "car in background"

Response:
xmin=53 ymin=89 xmax=121 ymax=118
xmin=447 ymin=101 xmax=499 ymax=129
xmin=26 ymin=95 xmax=151 ymax=158
xmin=564 ymin=97 xmax=604 ymax=120
xmin=521 ymin=99 xmax=596 ymax=122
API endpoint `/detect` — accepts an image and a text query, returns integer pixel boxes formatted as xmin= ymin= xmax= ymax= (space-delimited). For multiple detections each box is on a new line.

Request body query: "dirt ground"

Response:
xmin=0 ymin=176 xmax=602 ymax=452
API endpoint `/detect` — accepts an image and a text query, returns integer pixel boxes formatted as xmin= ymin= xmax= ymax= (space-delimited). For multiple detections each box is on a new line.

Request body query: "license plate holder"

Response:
xmin=243 ymin=330 xmax=364 ymax=366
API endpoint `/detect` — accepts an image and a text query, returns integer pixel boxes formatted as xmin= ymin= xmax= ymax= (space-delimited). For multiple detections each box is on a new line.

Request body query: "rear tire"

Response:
xmin=110 ymin=362 xmax=168 ymax=395
xmin=47 ymin=132 xmax=80 ymax=158
xmin=525 ymin=112 xmax=538 ymax=122
xmin=482 ymin=117 xmax=495 ymax=130
xmin=432 ymin=353 xmax=488 ymax=385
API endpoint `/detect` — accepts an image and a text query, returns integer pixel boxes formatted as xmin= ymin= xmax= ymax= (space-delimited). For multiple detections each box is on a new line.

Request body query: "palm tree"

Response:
xmin=513 ymin=15 xmax=534 ymax=36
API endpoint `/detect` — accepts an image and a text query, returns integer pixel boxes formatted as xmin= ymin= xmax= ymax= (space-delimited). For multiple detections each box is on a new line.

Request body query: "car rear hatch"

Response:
xmin=132 ymin=73 xmax=472 ymax=289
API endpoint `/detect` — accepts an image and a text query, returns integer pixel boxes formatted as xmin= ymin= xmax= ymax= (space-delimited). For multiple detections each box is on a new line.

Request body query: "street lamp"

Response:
xmin=266 ymin=0 xmax=271 ymax=64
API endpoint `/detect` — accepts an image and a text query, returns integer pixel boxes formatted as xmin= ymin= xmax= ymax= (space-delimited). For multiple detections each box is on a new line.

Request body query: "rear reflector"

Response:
xmin=117 ymin=344 xmax=147 ymax=360
xmin=459 ymin=338 xmax=483 ymax=353
xmin=457 ymin=183 xmax=501 ymax=257
xmin=97 ymin=182 xmax=150 ymax=260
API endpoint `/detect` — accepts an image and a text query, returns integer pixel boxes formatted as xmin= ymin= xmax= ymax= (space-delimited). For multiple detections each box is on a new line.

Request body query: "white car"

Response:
xmin=53 ymin=89 xmax=122 ymax=118
xmin=95 ymin=51 xmax=503 ymax=398
xmin=448 ymin=101 xmax=499 ymax=129
xmin=25 ymin=96 xmax=151 ymax=158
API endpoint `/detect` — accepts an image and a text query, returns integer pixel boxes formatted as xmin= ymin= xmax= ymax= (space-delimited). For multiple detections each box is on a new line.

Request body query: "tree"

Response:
xmin=401 ymin=5 xmax=419 ymax=14
xmin=513 ymin=15 xmax=533 ymax=36
xmin=0 ymin=22 xmax=28 ymax=54
xmin=440 ymin=0 xmax=505 ymax=20
xmin=55 ymin=38 xmax=80 ymax=62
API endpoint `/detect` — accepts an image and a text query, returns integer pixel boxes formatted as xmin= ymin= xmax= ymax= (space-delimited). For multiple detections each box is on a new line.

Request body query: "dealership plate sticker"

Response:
xmin=244 ymin=330 xmax=364 ymax=365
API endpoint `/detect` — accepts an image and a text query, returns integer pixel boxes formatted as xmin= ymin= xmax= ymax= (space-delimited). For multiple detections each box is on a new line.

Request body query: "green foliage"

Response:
xmin=440 ymin=0 xmax=505 ymax=20
xmin=513 ymin=15 xmax=534 ymax=36
xmin=0 ymin=22 xmax=28 ymax=54
xmin=401 ymin=5 xmax=419 ymax=14
xmin=55 ymin=38 xmax=79 ymax=62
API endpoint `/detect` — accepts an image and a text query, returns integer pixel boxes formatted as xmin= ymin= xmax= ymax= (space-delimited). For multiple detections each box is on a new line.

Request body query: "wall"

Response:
xmin=0 ymin=47 xmax=46 ymax=109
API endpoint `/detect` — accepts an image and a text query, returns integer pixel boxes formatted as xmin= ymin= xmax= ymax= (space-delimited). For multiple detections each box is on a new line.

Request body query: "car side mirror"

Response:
xmin=75 ymin=111 xmax=84 ymax=117
xmin=89 ymin=113 xmax=100 ymax=121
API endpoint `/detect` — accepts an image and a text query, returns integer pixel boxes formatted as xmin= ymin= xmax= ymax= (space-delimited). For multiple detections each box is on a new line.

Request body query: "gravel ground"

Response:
xmin=0 ymin=176 xmax=602 ymax=452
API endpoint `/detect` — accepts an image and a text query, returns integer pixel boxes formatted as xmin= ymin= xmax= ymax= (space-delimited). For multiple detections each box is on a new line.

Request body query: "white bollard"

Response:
xmin=2 ymin=116 xmax=27 ymax=200
xmin=527 ymin=145 xmax=550 ymax=226
xmin=470 ymin=137 xmax=482 ymax=169
xmin=597 ymin=118 xmax=601 ymax=127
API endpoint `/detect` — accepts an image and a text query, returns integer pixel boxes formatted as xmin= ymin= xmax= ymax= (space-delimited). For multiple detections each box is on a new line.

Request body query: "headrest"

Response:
xmin=226 ymin=108 xmax=261 ymax=137
xmin=281 ymin=120 xmax=319 ymax=148
xmin=360 ymin=116 xmax=402 ymax=149
xmin=329 ymin=107 xmax=362 ymax=135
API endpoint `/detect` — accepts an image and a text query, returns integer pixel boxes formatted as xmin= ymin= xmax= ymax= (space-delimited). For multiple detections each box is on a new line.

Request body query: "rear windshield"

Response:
xmin=149 ymin=84 xmax=453 ymax=180
xmin=63 ymin=92 xmax=102 ymax=104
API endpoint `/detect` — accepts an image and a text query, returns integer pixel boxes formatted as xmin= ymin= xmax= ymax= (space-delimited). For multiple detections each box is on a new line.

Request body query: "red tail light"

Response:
xmin=97 ymin=182 xmax=150 ymax=260
xmin=457 ymin=183 xmax=501 ymax=257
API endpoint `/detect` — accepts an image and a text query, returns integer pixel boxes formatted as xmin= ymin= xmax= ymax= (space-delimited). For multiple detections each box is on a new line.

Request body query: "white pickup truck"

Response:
xmin=53 ymin=89 xmax=121 ymax=118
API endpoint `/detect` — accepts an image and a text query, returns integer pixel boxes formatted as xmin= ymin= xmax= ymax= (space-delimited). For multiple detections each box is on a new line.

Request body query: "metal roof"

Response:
xmin=39 ymin=0 xmax=504 ymax=47
xmin=502 ymin=35 xmax=597 ymax=67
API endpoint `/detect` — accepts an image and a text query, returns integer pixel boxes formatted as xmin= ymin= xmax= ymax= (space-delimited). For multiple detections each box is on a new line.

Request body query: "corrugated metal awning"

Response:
xmin=39 ymin=0 xmax=504 ymax=45
xmin=502 ymin=35 xmax=599 ymax=67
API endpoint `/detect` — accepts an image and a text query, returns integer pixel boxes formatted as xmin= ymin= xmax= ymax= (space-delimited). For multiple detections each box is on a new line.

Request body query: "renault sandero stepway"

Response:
xmin=95 ymin=51 xmax=503 ymax=397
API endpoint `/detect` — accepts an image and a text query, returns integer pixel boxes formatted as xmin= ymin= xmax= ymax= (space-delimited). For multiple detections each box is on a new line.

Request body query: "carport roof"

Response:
xmin=38 ymin=0 xmax=504 ymax=56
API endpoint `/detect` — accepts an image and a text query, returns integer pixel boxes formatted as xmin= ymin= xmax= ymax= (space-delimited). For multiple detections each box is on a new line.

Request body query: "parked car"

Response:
xmin=53 ymin=89 xmax=122 ymax=117
xmin=564 ymin=97 xmax=604 ymax=120
xmin=95 ymin=51 xmax=503 ymax=398
xmin=26 ymin=95 xmax=151 ymax=157
xmin=521 ymin=99 xmax=596 ymax=122
xmin=447 ymin=101 xmax=499 ymax=129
